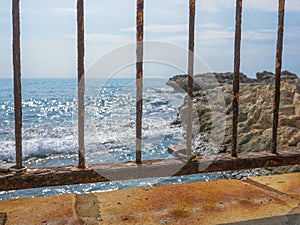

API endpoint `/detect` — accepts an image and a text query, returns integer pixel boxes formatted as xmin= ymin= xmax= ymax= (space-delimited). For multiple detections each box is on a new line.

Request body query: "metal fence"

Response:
xmin=1 ymin=0 xmax=300 ymax=191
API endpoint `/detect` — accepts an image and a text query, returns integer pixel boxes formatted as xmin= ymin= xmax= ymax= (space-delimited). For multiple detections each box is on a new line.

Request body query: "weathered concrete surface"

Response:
xmin=0 ymin=173 xmax=300 ymax=225
xmin=249 ymin=173 xmax=300 ymax=200
xmin=0 ymin=194 xmax=80 ymax=225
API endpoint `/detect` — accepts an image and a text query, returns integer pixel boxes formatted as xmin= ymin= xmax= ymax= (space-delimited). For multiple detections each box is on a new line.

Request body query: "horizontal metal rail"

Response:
xmin=1 ymin=149 xmax=300 ymax=191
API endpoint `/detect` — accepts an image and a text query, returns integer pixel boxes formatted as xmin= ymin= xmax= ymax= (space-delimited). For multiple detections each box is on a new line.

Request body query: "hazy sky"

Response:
xmin=0 ymin=0 xmax=299 ymax=79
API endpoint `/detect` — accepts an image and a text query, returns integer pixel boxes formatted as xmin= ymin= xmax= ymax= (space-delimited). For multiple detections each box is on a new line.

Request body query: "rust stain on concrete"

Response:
xmin=93 ymin=179 xmax=299 ymax=224
xmin=0 ymin=173 xmax=299 ymax=224
xmin=0 ymin=194 xmax=80 ymax=225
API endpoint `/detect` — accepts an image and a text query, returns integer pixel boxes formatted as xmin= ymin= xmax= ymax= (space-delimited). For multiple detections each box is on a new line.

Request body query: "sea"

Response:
xmin=0 ymin=78 xmax=221 ymax=200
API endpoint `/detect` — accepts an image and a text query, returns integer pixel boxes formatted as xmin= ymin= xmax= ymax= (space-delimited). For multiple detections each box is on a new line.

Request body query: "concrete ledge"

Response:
xmin=248 ymin=173 xmax=300 ymax=200
xmin=0 ymin=173 xmax=299 ymax=224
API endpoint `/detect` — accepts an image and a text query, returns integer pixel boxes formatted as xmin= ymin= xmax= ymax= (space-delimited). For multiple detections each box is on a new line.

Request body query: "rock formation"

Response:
xmin=167 ymin=71 xmax=300 ymax=154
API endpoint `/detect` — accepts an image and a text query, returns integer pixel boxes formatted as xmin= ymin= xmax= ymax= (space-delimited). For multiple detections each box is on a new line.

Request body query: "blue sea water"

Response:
xmin=0 ymin=78 xmax=220 ymax=200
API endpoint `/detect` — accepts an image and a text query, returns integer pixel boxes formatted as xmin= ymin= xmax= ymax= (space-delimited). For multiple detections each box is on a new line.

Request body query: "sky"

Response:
xmin=0 ymin=0 xmax=299 ymax=79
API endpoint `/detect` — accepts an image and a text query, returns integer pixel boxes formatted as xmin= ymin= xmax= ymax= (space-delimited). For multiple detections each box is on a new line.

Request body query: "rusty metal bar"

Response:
xmin=77 ymin=0 xmax=85 ymax=168
xmin=232 ymin=0 xmax=243 ymax=157
xmin=1 ymin=148 xmax=300 ymax=191
xmin=186 ymin=0 xmax=196 ymax=155
xmin=136 ymin=0 xmax=144 ymax=164
xmin=272 ymin=0 xmax=285 ymax=154
xmin=12 ymin=0 xmax=23 ymax=170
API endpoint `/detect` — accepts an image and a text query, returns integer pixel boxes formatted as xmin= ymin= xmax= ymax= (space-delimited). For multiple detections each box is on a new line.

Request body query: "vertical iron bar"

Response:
xmin=136 ymin=0 xmax=144 ymax=164
xmin=77 ymin=0 xmax=85 ymax=168
xmin=272 ymin=0 xmax=285 ymax=154
xmin=232 ymin=0 xmax=243 ymax=157
xmin=12 ymin=0 xmax=23 ymax=169
xmin=186 ymin=0 xmax=196 ymax=155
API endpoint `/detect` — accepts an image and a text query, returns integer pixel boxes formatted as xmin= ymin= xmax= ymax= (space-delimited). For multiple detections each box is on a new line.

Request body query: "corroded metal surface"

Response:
xmin=136 ymin=0 xmax=144 ymax=164
xmin=232 ymin=0 xmax=243 ymax=157
xmin=12 ymin=0 xmax=23 ymax=169
xmin=1 ymin=148 xmax=300 ymax=191
xmin=77 ymin=0 xmax=85 ymax=168
xmin=186 ymin=0 xmax=196 ymax=155
xmin=0 ymin=176 xmax=299 ymax=224
xmin=272 ymin=0 xmax=286 ymax=154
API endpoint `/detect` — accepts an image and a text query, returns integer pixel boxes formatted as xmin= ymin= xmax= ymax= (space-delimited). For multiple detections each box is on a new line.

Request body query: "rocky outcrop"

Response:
xmin=167 ymin=72 xmax=256 ymax=93
xmin=168 ymin=71 xmax=300 ymax=154
xmin=256 ymin=70 xmax=298 ymax=82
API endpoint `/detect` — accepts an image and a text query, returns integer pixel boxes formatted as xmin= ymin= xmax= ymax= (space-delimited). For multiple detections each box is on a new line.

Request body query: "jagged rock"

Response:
xmin=166 ymin=72 xmax=256 ymax=93
xmin=256 ymin=71 xmax=274 ymax=82
xmin=282 ymin=70 xmax=298 ymax=80
xmin=256 ymin=70 xmax=298 ymax=82
xmin=168 ymin=70 xmax=300 ymax=153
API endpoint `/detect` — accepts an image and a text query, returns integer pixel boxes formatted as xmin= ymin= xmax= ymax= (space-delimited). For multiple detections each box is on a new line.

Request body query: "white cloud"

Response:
xmin=157 ymin=26 xmax=277 ymax=45
xmin=158 ymin=35 xmax=187 ymax=42
xmin=198 ymin=0 xmax=235 ymax=13
xmin=243 ymin=29 xmax=276 ymax=40
xmin=172 ymin=0 xmax=184 ymax=4
xmin=197 ymin=28 xmax=234 ymax=42
xmin=196 ymin=27 xmax=277 ymax=45
xmin=51 ymin=7 xmax=98 ymax=15
xmin=244 ymin=0 xmax=276 ymax=12
xmin=51 ymin=7 xmax=76 ymax=14
xmin=65 ymin=34 xmax=132 ymax=43
xmin=86 ymin=34 xmax=132 ymax=43
xmin=198 ymin=23 xmax=223 ymax=29
xmin=286 ymin=0 xmax=300 ymax=12
xmin=172 ymin=0 xmax=234 ymax=12
xmin=121 ymin=24 xmax=188 ymax=33
xmin=196 ymin=0 xmax=300 ymax=13
xmin=244 ymin=0 xmax=300 ymax=12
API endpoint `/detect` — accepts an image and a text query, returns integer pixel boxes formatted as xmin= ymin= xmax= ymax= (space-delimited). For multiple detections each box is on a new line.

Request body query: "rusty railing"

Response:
xmin=1 ymin=0 xmax=300 ymax=191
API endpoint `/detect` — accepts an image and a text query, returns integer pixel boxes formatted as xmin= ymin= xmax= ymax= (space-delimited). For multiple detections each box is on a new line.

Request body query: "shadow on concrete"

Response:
xmin=0 ymin=212 xmax=7 ymax=225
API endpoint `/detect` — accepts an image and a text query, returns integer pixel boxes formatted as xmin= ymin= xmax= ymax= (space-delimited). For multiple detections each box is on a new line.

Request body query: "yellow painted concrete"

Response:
xmin=0 ymin=173 xmax=299 ymax=225
xmin=249 ymin=172 xmax=300 ymax=200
